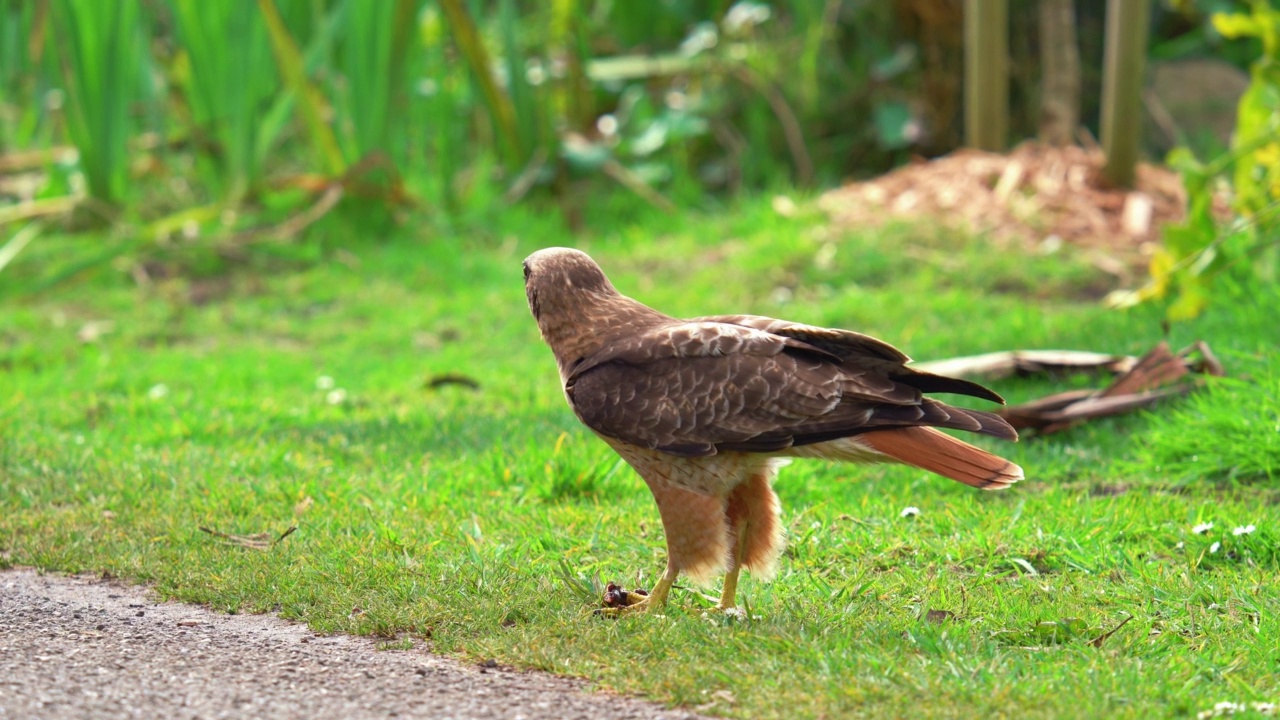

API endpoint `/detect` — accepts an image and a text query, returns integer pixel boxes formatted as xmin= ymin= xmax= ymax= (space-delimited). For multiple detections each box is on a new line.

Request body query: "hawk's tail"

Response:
xmin=859 ymin=426 xmax=1023 ymax=490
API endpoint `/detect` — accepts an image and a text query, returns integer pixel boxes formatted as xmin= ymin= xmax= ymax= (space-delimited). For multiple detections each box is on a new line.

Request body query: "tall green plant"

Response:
xmin=438 ymin=0 xmax=524 ymax=171
xmin=0 ymin=2 xmax=41 ymax=151
xmin=258 ymin=0 xmax=346 ymax=178
xmin=335 ymin=0 xmax=416 ymax=165
xmin=49 ymin=0 xmax=145 ymax=208
xmin=170 ymin=0 xmax=282 ymax=203
xmin=415 ymin=4 xmax=467 ymax=211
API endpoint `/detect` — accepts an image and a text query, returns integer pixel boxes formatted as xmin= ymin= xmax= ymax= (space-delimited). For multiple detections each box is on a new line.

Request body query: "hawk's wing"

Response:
xmin=568 ymin=320 xmax=1012 ymax=457
xmin=695 ymin=314 xmax=1007 ymax=404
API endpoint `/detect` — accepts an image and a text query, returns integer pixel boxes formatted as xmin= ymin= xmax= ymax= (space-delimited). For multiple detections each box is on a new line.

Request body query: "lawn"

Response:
xmin=2 ymin=196 xmax=1277 ymax=719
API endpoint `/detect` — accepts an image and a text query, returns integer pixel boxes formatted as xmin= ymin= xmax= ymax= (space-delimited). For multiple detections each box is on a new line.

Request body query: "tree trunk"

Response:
xmin=1038 ymin=0 xmax=1080 ymax=146
xmin=1100 ymin=0 xmax=1151 ymax=187
xmin=964 ymin=0 xmax=1009 ymax=151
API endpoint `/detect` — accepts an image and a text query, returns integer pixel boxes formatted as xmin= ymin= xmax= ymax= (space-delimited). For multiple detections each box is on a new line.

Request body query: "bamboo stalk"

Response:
xmin=1038 ymin=0 xmax=1080 ymax=146
xmin=964 ymin=0 xmax=1008 ymax=151
xmin=1100 ymin=0 xmax=1151 ymax=187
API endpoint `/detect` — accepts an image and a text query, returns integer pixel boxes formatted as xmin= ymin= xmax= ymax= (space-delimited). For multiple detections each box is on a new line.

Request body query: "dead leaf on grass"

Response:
xmin=198 ymin=525 xmax=297 ymax=551
xmin=925 ymin=609 xmax=955 ymax=624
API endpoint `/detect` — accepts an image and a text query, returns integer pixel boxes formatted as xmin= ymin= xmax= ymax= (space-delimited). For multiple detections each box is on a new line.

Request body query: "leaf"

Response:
xmin=1167 ymin=278 xmax=1210 ymax=321
xmin=1211 ymin=13 xmax=1264 ymax=40
xmin=1009 ymin=557 xmax=1039 ymax=576
xmin=258 ymin=0 xmax=346 ymax=177
xmin=871 ymin=101 xmax=913 ymax=150
xmin=925 ymin=609 xmax=954 ymax=624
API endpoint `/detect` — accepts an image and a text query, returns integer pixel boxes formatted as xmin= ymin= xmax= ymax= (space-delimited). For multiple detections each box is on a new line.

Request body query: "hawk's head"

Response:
xmin=523 ymin=247 xmax=617 ymax=323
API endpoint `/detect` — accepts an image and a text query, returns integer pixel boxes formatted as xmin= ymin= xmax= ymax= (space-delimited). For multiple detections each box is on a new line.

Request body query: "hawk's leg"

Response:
xmin=716 ymin=514 xmax=750 ymax=611
xmin=715 ymin=467 xmax=784 ymax=611
xmin=626 ymin=474 xmax=733 ymax=612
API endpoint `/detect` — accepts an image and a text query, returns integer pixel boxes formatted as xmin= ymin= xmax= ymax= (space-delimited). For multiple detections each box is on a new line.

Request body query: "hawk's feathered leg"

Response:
xmin=718 ymin=462 xmax=784 ymax=610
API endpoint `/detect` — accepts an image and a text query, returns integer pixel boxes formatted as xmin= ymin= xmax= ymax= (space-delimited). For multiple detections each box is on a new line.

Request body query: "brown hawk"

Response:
xmin=524 ymin=247 xmax=1021 ymax=612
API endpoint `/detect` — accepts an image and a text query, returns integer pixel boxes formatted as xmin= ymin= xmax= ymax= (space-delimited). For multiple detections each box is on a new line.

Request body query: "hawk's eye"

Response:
xmin=523 ymin=263 xmax=531 ymax=281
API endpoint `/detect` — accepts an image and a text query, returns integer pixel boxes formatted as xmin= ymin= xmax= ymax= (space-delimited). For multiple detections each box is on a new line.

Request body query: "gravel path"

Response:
xmin=0 ymin=568 xmax=711 ymax=720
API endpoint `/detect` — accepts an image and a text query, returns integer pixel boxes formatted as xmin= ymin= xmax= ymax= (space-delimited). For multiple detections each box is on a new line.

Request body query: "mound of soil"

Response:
xmin=818 ymin=142 xmax=1189 ymax=268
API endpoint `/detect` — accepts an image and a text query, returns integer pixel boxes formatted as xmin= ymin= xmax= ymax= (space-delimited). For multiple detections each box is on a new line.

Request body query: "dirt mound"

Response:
xmin=818 ymin=142 xmax=1187 ymax=263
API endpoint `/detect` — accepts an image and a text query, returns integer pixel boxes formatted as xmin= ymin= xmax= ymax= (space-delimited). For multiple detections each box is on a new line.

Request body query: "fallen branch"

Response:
xmin=1008 ymin=342 xmax=1220 ymax=434
xmin=912 ymin=349 xmax=1136 ymax=380
xmin=917 ymin=341 xmax=1223 ymax=435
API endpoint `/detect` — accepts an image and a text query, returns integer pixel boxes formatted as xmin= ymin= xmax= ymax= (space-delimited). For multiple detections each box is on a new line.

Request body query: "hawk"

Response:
xmin=524 ymin=247 xmax=1021 ymax=612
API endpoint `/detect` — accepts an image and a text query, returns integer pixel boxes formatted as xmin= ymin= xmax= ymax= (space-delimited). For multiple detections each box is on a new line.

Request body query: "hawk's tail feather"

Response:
xmin=859 ymin=426 xmax=1023 ymax=490
xmin=864 ymin=398 xmax=1019 ymax=442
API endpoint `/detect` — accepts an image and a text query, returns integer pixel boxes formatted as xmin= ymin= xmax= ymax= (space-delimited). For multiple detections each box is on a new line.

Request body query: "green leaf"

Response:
xmin=258 ymin=0 xmax=346 ymax=177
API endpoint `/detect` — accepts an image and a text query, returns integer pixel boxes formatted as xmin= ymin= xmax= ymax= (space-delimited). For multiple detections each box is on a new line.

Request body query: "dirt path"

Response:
xmin=0 ymin=568 xmax=710 ymax=720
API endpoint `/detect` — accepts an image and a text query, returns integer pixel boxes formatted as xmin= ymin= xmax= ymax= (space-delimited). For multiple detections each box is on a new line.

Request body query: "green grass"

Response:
xmin=2 ymin=196 xmax=1278 ymax=719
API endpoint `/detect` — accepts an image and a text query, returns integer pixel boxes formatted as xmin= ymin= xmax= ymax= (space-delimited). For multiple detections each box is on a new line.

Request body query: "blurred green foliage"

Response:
xmin=0 ymin=0 xmax=1267 ymax=235
xmin=1111 ymin=0 xmax=1279 ymax=322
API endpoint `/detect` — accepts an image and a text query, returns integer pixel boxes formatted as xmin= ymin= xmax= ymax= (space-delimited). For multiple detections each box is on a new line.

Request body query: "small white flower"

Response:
xmin=679 ymin=23 xmax=718 ymax=56
xmin=810 ymin=521 xmax=822 ymax=529
xmin=722 ymin=607 xmax=746 ymax=620
xmin=1175 ymin=542 xmax=1185 ymax=549
xmin=326 ymin=389 xmax=347 ymax=405
xmin=1232 ymin=525 xmax=1256 ymax=536
xmin=1199 ymin=701 xmax=1243 ymax=718
xmin=1210 ymin=542 xmax=1221 ymax=554
xmin=316 ymin=375 xmax=335 ymax=390
xmin=524 ymin=58 xmax=546 ymax=86
xmin=1251 ymin=702 xmax=1276 ymax=715
xmin=1192 ymin=522 xmax=1214 ymax=535
xmin=595 ymin=114 xmax=618 ymax=138
xmin=148 ymin=383 xmax=169 ymax=400
xmin=900 ymin=506 xmax=921 ymax=518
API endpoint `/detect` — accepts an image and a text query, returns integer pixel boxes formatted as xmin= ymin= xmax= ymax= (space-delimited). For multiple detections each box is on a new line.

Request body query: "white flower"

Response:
xmin=1192 ymin=522 xmax=1214 ymax=535
xmin=1175 ymin=542 xmax=1185 ymax=549
xmin=1210 ymin=542 xmax=1221 ymax=554
xmin=148 ymin=383 xmax=169 ymax=400
xmin=595 ymin=114 xmax=618 ymax=138
xmin=679 ymin=23 xmax=718 ymax=56
xmin=326 ymin=389 xmax=347 ymax=405
xmin=1198 ymin=701 xmax=1241 ymax=718
xmin=316 ymin=375 xmax=335 ymax=390
xmin=900 ymin=506 xmax=921 ymax=518
xmin=722 ymin=607 xmax=746 ymax=620
xmin=724 ymin=1 xmax=772 ymax=35
xmin=1232 ymin=525 xmax=1256 ymax=536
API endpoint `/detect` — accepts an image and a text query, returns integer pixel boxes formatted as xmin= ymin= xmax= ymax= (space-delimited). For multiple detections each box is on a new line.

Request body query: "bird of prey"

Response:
xmin=523 ymin=247 xmax=1021 ymax=612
